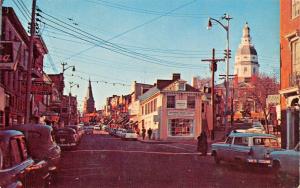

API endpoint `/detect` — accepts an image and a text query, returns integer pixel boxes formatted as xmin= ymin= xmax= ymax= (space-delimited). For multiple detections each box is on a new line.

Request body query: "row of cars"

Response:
xmin=107 ymin=128 xmax=138 ymax=140
xmin=0 ymin=124 xmax=61 ymax=188
xmin=211 ymin=132 xmax=299 ymax=179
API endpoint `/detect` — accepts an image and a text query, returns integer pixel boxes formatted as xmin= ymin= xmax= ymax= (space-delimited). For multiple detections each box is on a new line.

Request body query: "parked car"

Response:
xmin=84 ymin=125 xmax=94 ymax=134
xmin=270 ymin=142 xmax=300 ymax=178
xmin=67 ymin=125 xmax=84 ymax=140
xmin=0 ymin=130 xmax=50 ymax=188
xmin=116 ymin=128 xmax=126 ymax=137
xmin=236 ymin=122 xmax=265 ymax=134
xmin=121 ymin=129 xmax=138 ymax=140
xmin=11 ymin=124 xmax=61 ymax=178
xmin=94 ymin=125 xmax=101 ymax=130
xmin=211 ymin=132 xmax=280 ymax=165
xmin=55 ymin=127 xmax=78 ymax=149
xmin=109 ymin=128 xmax=117 ymax=136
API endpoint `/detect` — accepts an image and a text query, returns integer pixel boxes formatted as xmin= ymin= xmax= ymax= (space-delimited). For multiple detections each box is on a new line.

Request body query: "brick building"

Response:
xmin=279 ymin=0 xmax=300 ymax=149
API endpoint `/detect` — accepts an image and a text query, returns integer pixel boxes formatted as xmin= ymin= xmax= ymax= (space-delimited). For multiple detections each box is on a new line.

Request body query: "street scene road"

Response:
xmin=1 ymin=1 xmax=300 ymax=188
xmin=55 ymin=131 xmax=297 ymax=188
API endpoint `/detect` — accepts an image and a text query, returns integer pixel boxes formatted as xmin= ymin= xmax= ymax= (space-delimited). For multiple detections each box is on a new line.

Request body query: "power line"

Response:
xmin=56 ymin=0 xmax=197 ymax=61
xmin=39 ymin=16 xmax=203 ymax=68
xmin=87 ymin=0 xmax=212 ymax=18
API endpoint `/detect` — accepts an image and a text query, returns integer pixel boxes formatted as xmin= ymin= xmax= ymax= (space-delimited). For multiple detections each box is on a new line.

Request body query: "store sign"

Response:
xmin=266 ymin=94 xmax=280 ymax=105
xmin=31 ymin=81 xmax=52 ymax=95
xmin=168 ymin=111 xmax=194 ymax=117
xmin=176 ymin=100 xmax=187 ymax=109
xmin=0 ymin=42 xmax=20 ymax=70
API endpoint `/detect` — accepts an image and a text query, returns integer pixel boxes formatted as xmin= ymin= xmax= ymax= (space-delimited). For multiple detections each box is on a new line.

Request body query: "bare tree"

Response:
xmin=237 ymin=74 xmax=279 ymax=133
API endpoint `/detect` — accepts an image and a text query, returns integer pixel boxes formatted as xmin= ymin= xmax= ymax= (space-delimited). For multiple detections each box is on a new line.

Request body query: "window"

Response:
xmin=292 ymin=0 xmax=300 ymax=18
xmin=168 ymin=119 xmax=194 ymax=136
xmin=142 ymin=106 xmax=144 ymax=115
xmin=253 ymin=68 xmax=256 ymax=74
xmin=178 ymin=83 xmax=185 ymax=91
xmin=225 ymin=137 xmax=233 ymax=144
xmin=18 ymin=138 xmax=28 ymax=161
xmin=233 ymin=137 xmax=248 ymax=146
xmin=253 ymin=138 xmax=279 ymax=148
xmin=244 ymin=67 xmax=247 ymax=73
xmin=10 ymin=138 xmax=22 ymax=166
xmin=292 ymin=40 xmax=300 ymax=72
xmin=154 ymin=99 xmax=157 ymax=111
xmin=187 ymin=96 xmax=195 ymax=109
xmin=167 ymin=96 xmax=175 ymax=108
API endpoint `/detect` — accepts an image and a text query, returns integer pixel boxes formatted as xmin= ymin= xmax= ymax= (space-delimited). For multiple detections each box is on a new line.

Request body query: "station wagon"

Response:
xmin=211 ymin=132 xmax=280 ymax=165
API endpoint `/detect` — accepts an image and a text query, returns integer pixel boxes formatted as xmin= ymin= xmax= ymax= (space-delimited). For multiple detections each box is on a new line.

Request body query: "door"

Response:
xmin=219 ymin=137 xmax=233 ymax=161
xmin=231 ymin=137 xmax=250 ymax=163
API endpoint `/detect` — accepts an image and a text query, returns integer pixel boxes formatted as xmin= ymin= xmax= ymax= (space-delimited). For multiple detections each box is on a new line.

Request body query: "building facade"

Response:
xmin=279 ymin=0 xmax=300 ymax=149
xmin=234 ymin=23 xmax=259 ymax=83
xmin=139 ymin=74 xmax=202 ymax=140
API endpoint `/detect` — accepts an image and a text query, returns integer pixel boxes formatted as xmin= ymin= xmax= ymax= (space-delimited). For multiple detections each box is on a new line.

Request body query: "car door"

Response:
xmin=286 ymin=144 xmax=300 ymax=176
xmin=231 ymin=137 xmax=250 ymax=163
xmin=219 ymin=136 xmax=233 ymax=161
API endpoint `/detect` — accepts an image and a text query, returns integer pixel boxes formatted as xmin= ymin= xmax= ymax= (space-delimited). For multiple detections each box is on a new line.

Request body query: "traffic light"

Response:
xmin=224 ymin=49 xmax=232 ymax=59
xmin=210 ymin=62 xmax=217 ymax=72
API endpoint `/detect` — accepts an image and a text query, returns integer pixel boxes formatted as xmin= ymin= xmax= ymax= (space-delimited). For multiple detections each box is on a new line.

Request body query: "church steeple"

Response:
xmin=83 ymin=79 xmax=95 ymax=113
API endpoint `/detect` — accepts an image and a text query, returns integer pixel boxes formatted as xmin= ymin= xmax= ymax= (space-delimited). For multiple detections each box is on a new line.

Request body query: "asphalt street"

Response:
xmin=54 ymin=131 xmax=298 ymax=188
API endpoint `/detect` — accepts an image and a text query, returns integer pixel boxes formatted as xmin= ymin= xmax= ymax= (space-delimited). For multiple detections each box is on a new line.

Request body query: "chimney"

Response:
xmin=172 ymin=73 xmax=181 ymax=80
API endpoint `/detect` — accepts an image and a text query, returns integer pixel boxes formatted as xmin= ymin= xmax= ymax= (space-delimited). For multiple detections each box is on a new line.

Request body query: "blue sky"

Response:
xmin=4 ymin=0 xmax=280 ymax=110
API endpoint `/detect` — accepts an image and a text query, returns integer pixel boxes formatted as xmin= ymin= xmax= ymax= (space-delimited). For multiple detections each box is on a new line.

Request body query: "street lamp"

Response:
xmin=68 ymin=82 xmax=79 ymax=126
xmin=59 ymin=62 xmax=75 ymax=126
xmin=62 ymin=62 xmax=75 ymax=73
xmin=207 ymin=13 xmax=232 ymax=132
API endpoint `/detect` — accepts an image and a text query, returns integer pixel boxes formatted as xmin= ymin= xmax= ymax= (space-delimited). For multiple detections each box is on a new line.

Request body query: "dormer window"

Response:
xmin=177 ymin=81 xmax=186 ymax=91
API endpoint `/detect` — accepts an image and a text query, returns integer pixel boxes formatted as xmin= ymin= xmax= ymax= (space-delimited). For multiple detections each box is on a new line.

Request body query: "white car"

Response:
xmin=116 ymin=128 xmax=126 ymax=137
xmin=94 ymin=125 xmax=101 ymax=130
xmin=211 ymin=132 xmax=280 ymax=165
xmin=121 ymin=129 xmax=138 ymax=140
xmin=270 ymin=142 xmax=300 ymax=178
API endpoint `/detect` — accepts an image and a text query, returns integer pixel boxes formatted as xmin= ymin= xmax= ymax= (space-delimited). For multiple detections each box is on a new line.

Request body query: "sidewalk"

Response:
xmin=137 ymin=130 xmax=226 ymax=145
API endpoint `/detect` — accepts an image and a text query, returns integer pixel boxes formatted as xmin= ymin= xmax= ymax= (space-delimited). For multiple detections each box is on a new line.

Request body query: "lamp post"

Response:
xmin=68 ymin=82 xmax=79 ymax=126
xmin=207 ymin=13 xmax=232 ymax=132
xmin=59 ymin=62 xmax=75 ymax=126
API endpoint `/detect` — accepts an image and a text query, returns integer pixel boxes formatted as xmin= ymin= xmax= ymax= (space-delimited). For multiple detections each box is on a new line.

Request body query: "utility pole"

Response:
xmin=220 ymin=74 xmax=237 ymax=129
xmin=202 ymin=49 xmax=225 ymax=140
xmin=0 ymin=0 xmax=3 ymax=40
xmin=25 ymin=0 xmax=37 ymax=123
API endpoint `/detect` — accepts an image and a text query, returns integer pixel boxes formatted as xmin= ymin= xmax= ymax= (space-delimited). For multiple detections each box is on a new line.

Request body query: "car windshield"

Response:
xmin=253 ymin=137 xmax=279 ymax=147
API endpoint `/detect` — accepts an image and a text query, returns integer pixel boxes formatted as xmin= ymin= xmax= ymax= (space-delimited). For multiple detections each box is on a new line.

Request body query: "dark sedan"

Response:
xmin=55 ymin=127 xmax=78 ymax=149
xmin=0 ymin=130 xmax=50 ymax=188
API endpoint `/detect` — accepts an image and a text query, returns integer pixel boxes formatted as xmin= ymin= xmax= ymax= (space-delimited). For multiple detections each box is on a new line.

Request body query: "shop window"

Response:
xmin=167 ymin=96 xmax=175 ymax=108
xmin=168 ymin=119 xmax=194 ymax=136
xmin=187 ymin=96 xmax=195 ymax=109
xmin=292 ymin=0 xmax=300 ymax=18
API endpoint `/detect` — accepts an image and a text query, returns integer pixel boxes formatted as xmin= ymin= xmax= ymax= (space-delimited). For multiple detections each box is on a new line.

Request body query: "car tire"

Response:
xmin=213 ymin=151 xmax=221 ymax=164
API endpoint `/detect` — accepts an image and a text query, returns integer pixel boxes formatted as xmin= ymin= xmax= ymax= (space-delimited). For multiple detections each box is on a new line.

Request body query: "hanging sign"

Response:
xmin=0 ymin=41 xmax=20 ymax=70
xmin=31 ymin=81 xmax=52 ymax=95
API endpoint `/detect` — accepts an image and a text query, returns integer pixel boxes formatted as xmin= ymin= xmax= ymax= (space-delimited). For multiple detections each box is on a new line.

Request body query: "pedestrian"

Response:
xmin=136 ymin=127 xmax=140 ymax=136
xmin=142 ymin=127 xmax=146 ymax=140
xmin=197 ymin=131 xmax=208 ymax=156
xmin=147 ymin=128 xmax=152 ymax=140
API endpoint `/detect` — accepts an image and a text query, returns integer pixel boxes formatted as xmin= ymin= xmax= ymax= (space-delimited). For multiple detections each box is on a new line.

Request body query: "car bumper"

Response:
xmin=58 ymin=143 xmax=77 ymax=147
xmin=247 ymin=159 xmax=271 ymax=164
